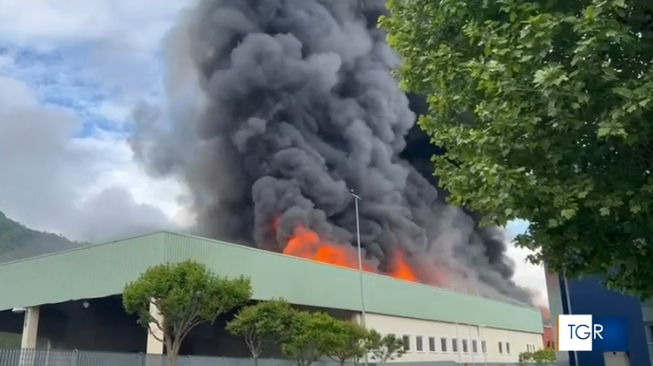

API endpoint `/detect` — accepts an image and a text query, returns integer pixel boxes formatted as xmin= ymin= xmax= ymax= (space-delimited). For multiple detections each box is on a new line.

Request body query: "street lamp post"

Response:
xmin=562 ymin=273 xmax=579 ymax=366
xmin=350 ymin=189 xmax=367 ymax=366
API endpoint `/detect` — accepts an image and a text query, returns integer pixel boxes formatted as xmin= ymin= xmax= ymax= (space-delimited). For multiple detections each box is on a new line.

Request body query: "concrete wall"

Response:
xmin=355 ymin=312 xmax=542 ymax=364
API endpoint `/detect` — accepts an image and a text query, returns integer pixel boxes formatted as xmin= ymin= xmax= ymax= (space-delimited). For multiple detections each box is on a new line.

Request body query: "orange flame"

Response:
xmin=279 ymin=221 xmax=440 ymax=284
xmin=389 ymin=248 xmax=419 ymax=282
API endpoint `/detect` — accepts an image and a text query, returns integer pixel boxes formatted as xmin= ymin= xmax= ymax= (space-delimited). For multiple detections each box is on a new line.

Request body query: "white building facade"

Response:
xmin=355 ymin=313 xmax=542 ymax=364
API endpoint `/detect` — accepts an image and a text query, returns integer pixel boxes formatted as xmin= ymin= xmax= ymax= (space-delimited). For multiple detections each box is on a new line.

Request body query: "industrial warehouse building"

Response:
xmin=0 ymin=231 xmax=543 ymax=364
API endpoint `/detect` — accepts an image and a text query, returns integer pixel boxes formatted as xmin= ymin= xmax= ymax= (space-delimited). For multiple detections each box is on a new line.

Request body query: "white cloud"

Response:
xmin=0 ymin=0 xmax=193 ymax=245
xmin=0 ymin=74 xmax=186 ymax=243
xmin=505 ymin=219 xmax=548 ymax=306
xmin=0 ymin=0 xmax=189 ymax=53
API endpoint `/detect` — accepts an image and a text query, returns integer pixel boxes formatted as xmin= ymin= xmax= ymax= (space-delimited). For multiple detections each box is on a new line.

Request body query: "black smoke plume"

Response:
xmin=132 ymin=0 xmax=534 ymax=304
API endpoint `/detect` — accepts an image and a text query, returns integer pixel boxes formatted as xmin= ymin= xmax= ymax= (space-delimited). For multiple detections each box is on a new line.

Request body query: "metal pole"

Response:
xmin=351 ymin=190 xmax=367 ymax=366
xmin=563 ymin=273 xmax=579 ymax=366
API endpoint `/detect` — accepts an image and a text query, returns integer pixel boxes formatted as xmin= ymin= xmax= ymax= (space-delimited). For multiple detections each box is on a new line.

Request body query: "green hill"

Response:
xmin=0 ymin=211 xmax=83 ymax=263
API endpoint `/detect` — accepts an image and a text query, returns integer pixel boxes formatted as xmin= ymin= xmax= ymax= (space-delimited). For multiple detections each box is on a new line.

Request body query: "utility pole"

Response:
xmin=351 ymin=189 xmax=367 ymax=366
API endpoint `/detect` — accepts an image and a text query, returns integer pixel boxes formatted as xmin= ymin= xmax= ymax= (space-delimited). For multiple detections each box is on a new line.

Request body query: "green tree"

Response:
xmin=368 ymin=333 xmax=405 ymax=363
xmin=123 ymin=260 xmax=252 ymax=366
xmin=226 ymin=299 xmax=297 ymax=366
xmin=519 ymin=348 xmax=556 ymax=364
xmin=382 ymin=0 xmax=653 ymax=297
xmin=281 ymin=311 xmax=344 ymax=366
xmin=533 ymin=348 xmax=557 ymax=364
xmin=519 ymin=351 xmax=535 ymax=364
xmin=325 ymin=320 xmax=372 ymax=366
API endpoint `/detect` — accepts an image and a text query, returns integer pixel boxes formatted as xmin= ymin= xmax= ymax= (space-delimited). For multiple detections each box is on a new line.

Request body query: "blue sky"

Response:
xmin=0 ymin=0 xmax=544 ymax=300
xmin=0 ymin=1 xmax=190 ymax=242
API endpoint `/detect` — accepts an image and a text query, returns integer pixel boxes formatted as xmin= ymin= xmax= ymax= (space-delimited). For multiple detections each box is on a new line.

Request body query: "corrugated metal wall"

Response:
xmin=0 ymin=233 xmax=167 ymax=310
xmin=0 ymin=231 xmax=543 ymax=334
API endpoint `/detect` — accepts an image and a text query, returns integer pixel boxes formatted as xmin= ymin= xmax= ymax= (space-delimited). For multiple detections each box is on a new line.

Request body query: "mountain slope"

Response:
xmin=0 ymin=212 xmax=82 ymax=263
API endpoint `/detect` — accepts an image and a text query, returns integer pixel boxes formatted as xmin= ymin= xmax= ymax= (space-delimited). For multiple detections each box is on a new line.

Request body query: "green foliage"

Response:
xmin=123 ymin=260 xmax=252 ymax=366
xmin=281 ymin=311 xmax=345 ymax=366
xmin=519 ymin=348 xmax=556 ymax=364
xmin=326 ymin=320 xmax=373 ymax=366
xmin=0 ymin=211 xmax=81 ymax=260
xmin=368 ymin=332 xmax=406 ymax=363
xmin=382 ymin=0 xmax=653 ymax=297
xmin=226 ymin=299 xmax=297 ymax=364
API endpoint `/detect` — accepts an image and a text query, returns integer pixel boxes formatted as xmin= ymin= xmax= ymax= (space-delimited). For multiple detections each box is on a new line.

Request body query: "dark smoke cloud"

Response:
xmin=132 ymin=0 xmax=533 ymax=304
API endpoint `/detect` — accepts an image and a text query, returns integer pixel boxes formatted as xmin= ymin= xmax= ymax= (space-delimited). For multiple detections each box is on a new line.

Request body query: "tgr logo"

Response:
xmin=568 ymin=322 xmax=604 ymax=340
xmin=558 ymin=315 xmax=597 ymax=351
xmin=557 ymin=314 xmax=629 ymax=352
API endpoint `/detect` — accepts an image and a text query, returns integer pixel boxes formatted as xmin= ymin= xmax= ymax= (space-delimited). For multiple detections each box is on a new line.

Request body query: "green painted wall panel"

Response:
xmin=0 ymin=231 xmax=542 ymax=335
xmin=0 ymin=233 xmax=166 ymax=310
xmin=161 ymin=233 xmax=364 ymax=310
xmin=160 ymin=233 xmax=542 ymax=333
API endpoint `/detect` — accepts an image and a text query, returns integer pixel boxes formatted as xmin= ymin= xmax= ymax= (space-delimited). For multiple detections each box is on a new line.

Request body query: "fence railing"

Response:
xmin=0 ymin=348 xmax=559 ymax=366
xmin=0 ymin=349 xmax=350 ymax=366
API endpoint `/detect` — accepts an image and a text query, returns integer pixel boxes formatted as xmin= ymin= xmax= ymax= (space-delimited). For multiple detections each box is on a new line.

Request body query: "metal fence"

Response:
xmin=0 ymin=349 xmax=559 ymax=366
xmin=0 ymin=349 xmax=341 ymax=366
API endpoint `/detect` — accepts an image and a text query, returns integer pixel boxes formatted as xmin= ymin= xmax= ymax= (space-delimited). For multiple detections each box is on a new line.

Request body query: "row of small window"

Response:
xmin=400 ymin=335 xmax=512 ymax=355
xmin=526 ymin=343 xmax=537 ymax=352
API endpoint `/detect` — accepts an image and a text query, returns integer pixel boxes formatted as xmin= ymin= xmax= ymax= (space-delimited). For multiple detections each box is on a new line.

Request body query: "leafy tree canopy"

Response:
xmin=123 ymin=260 xmax=252 ymax=366
xmin=368 ymin=332 xmax=406 ymax=363
xmin=226 ymin=298 xmax=297 ymax=365
xmin=326 ymin=320 xmax=372 ymax=366
xmin=382 ymin=0 xmax=653 ymax=297
xmin=519 ymin=348 xmax=557 ymax=363
xmin=281 ymin=311 xmax=344 ymax=366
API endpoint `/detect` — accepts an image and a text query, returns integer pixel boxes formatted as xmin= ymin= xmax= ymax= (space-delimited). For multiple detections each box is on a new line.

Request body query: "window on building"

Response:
xmin=506 ymin=342 xmax=511 ymax=354
xmin=472 ymin=340 xmax=478 ymax=353
xmin=402 ymin=335 xmax=411 ymax=352
xmin=452 ymin=338 xmax=458 ymax=353
xmin=415 ymin=336 xmax=423 ymax=352
xmin=441 ymin=338 xmax=448 ymax=353
xmin=462 ymin=339 xmax=469 ymax=353
xmin=498 ymin=341 xmax=503 ymax=354
xmin=428 ymin=337 xmax=436 ymax=352
xmin=481 ymin=340 xmax=486 ymax=354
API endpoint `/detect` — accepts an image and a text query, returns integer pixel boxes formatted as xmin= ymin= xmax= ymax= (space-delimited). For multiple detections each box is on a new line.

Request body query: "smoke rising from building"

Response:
xmin=132 ymin=0 xmax=534 ymax=304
